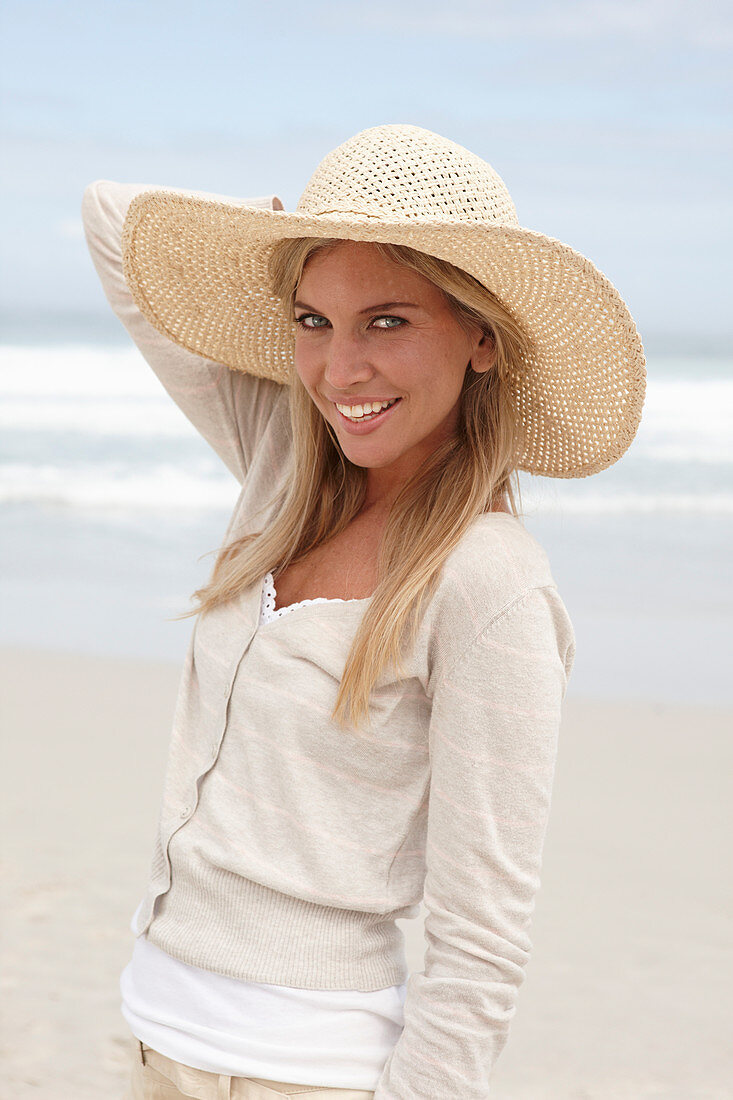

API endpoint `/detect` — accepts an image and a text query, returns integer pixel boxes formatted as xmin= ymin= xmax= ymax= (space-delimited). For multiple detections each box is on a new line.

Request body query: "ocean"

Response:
xmin=1 ymin=341 xmax=731 ymax=704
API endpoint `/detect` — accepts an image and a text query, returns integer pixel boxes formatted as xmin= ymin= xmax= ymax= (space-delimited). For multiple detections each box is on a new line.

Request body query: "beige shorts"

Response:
xmin=122 ymin=1036 xmax=376 ymax=1100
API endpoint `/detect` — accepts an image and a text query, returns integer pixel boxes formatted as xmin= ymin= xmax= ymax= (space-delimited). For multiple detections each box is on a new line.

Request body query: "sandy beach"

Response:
xmin=1 ymin=645 xmax=731 ymax=1100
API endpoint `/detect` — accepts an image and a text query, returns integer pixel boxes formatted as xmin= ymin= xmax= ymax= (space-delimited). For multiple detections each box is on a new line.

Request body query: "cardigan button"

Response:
xmin=180 ymin=806 xmax=191 ymax=819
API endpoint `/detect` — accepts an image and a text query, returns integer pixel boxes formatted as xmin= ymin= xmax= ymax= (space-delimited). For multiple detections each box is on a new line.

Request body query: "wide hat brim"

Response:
xmin=121 ymin=192 xmax=647 ymax=480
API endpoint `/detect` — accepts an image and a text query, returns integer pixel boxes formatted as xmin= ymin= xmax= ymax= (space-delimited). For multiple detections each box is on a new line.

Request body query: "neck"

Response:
xmin=360 ymin=483 xmax=510 ymax=517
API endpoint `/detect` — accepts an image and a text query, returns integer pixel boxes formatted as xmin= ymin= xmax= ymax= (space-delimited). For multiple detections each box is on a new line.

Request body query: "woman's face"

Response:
xmin=293 ymin=240 xmax=494 ymax=501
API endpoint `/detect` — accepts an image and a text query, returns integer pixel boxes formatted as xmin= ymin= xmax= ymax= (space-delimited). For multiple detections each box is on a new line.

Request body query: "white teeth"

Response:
xmin=336 ymin=399 xmax=397 ymax=420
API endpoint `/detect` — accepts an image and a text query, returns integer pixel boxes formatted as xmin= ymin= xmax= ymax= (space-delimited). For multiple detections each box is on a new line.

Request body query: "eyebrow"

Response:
xmin=293 ymin=300 xmax=422 ymax=314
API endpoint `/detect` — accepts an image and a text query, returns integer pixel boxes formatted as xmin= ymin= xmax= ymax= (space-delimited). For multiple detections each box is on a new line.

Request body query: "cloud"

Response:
xmin=56 ymin=218 xmax=85 ymax=239
xmin=315 ymin=0 xmax=733 ymax=48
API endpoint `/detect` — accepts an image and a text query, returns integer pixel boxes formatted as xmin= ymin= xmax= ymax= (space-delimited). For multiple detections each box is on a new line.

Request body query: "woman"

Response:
xmin=82 ymin=123 xmax=645 ymax=1099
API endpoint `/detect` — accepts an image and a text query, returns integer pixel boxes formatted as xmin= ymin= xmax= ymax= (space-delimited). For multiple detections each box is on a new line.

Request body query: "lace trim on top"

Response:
xmin=260 ymin=571 xmax=352 ymax=625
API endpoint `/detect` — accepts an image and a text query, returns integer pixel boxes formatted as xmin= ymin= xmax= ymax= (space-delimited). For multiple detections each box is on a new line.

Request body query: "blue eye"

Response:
xmin=295 ymin=314 xmax=328 ymax=329
xmin=294 ymin=314 xmax=405 ymax=331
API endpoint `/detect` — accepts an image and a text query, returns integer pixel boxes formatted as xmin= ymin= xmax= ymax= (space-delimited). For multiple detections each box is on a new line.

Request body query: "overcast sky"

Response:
xmin=1 ymin=0 xmax=730 ymax=350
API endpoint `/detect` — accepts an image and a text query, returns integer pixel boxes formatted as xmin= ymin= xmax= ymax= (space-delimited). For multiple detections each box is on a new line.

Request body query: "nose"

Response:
xmin=323 ymin=330 xmax=375 ymax=391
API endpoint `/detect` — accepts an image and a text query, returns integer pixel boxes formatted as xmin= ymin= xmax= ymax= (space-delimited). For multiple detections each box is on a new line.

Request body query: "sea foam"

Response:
xmin=2 ymin=343 xmax=731 ymax=515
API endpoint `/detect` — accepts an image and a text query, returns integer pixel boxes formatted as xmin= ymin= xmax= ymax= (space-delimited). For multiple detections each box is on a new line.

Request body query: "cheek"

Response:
xmin=408 ymin=346 xmax=467 ymax=401
xmin=293 ymin=344 xmax=318 ymax=388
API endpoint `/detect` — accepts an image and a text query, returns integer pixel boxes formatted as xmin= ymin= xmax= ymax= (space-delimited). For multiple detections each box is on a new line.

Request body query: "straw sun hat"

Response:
xmin=121 ymin=123 xmax=646 ymax=479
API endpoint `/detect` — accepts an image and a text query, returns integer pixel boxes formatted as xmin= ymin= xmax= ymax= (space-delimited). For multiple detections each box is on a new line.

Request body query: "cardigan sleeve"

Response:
xmin=373 ymin=583 xmax=576 ymax=1099
xmin=80 ymin=179 xmax=286 ymax=485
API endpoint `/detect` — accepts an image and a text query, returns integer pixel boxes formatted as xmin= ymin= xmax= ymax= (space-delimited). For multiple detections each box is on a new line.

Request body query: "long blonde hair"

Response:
xmin=178 ymin=237 xmax=533 ymax=731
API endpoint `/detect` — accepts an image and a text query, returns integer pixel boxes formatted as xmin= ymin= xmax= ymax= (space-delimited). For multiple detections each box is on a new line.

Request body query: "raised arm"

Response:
xmin=81 ymin=179 xmax=287 ymax=485
xmin=373 ymin=583 xmax=576 ymax=1099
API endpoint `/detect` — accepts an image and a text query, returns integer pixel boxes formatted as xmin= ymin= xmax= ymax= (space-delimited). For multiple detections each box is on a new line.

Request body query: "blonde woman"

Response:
xmin=82 ymin=124 xmax=645 ymax=1100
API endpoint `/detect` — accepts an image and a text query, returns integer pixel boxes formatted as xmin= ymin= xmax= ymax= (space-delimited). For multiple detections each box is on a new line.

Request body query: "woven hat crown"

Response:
xmin=296 ymin=124 xmax=520 ymax=226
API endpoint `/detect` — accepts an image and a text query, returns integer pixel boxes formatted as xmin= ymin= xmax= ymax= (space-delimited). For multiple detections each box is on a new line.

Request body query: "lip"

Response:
xmin=328 ymin=398 xmax=401 ymax=407
xmin=333 ymin=397 xmax=402 ymax=434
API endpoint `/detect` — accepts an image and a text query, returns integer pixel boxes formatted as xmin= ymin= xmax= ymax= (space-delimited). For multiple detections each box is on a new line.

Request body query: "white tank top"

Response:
xmin=119 ymin=572 xmax=407 ymax=1090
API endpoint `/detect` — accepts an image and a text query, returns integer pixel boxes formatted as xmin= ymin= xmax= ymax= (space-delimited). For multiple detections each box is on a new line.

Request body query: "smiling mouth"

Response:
xmin=334 ymin=398 xmax=401 ymax=422
xmin=332 ymin=397 xmax=403 ymax=432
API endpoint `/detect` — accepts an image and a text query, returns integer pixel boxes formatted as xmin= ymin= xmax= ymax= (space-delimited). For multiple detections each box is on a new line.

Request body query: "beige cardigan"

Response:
xmin=82 ymin=179 xmax=576 ymax=1099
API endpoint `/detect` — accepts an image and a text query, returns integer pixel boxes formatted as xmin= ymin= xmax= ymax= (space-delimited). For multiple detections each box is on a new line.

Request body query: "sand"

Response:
xmin=1 ymin=646 xmax=731 ymax=1099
